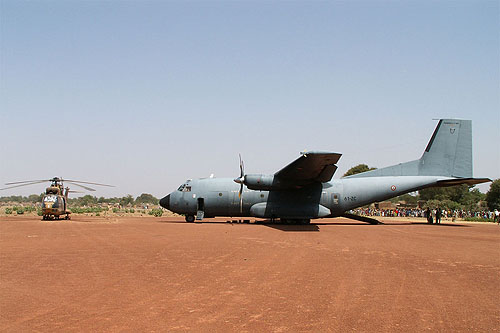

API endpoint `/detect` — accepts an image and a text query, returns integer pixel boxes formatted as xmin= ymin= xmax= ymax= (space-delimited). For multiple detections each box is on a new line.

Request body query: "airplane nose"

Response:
xmin=159 ymin=194 xmax=170 ymax=209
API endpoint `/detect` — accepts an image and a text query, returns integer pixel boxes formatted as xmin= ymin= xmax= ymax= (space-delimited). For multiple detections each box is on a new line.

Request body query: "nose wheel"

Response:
xmin=185 ymin=215 xmax=195 ymax=223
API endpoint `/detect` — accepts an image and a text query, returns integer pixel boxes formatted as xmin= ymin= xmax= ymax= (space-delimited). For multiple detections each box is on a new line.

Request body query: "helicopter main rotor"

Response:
xmin=1 ymin=177 xmax=114 ymax=191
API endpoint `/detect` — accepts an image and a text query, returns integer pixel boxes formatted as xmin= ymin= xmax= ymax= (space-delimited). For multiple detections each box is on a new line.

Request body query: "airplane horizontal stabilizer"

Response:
xmin=434 ymin=178 xmax=491 ymax=187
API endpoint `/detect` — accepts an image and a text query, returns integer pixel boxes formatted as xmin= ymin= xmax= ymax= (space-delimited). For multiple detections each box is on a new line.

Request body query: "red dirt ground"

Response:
xmin=1 ymin=216 xmax=499 ymax=332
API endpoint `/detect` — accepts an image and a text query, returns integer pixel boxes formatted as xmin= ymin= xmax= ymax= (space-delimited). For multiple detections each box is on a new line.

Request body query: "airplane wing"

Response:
xmin=275 ymin=152 xmax=342 ymax=184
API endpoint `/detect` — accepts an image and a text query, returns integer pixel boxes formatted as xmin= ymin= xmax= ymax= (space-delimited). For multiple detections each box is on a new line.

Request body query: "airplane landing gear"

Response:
xmin=185 ymin=215 xmax=195 ymax=223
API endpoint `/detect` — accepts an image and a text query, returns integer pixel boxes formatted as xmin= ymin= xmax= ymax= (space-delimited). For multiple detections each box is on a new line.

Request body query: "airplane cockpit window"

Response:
xmin=177 ymin=184 xmax=192 ymax=192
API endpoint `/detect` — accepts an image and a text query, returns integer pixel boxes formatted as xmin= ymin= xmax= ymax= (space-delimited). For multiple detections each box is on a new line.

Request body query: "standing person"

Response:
xmin=436 ymin=207 xmax=442 ymax=224
xmin=426 ymin=207 xmax=433 ymax=224
xmin=495 ymin=209 xmax=499 ymax=225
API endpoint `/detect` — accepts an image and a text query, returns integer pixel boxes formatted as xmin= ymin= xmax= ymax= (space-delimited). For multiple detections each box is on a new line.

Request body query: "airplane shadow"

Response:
xmin=408 ymin=222 xmax=469 ymax=227
xmin=156 ymin=219 xmax=468 ymax=229
xmin=258 ymin=223 xmax=320 ymax=232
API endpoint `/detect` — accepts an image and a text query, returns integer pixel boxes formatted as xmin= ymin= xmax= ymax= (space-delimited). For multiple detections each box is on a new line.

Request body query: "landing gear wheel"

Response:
xmin=65 ymin=215 xmax=70 ymax=220
xmin=185 ymin=215 xmax=195 ymax=223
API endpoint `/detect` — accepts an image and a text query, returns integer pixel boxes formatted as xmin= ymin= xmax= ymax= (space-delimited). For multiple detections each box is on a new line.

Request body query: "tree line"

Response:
xmin=0 ymin=193 xmax=160 ymax=207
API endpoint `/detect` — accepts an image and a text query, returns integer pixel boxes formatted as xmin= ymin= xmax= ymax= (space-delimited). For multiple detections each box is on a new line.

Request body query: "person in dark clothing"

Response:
xmin=435 ymin=207 xmax=442 ymax=224
xmin=426 ymin=207 xmax=433 ymax=224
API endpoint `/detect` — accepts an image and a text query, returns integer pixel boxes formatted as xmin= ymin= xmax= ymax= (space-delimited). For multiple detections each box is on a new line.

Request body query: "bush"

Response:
xmin=37 ymin=209 xmax=43 ymax=216
xmin=150 ymin=208 xmax=163 ymax=217
xmin=112 ymin=208 xmax=119 ymax=213
xmin=129 ymin=209 xmax=135 ymax=214
xmin=16 ymin=207 xmax=25 ymax=214
xmin=5 ymin=207 xmax=12 ymax=214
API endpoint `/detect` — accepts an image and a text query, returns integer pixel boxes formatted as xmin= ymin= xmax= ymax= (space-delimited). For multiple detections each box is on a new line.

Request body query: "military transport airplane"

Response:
xmin=159 ymin=119 xmax=491 ymax=224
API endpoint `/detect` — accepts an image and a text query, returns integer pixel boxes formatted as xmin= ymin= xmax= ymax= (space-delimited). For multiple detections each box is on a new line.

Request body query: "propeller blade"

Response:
xmin=239 ymin=191 xmax=243 ymax=214
xmin=66 ymin=182 xmax=96 ymax=191
xmin=239 ymin=154 xmax=244 ymax=178
xmin=0 ymin=180 xmax=48 ymax=190
xmin=237 ymin=153 xmax=246 ymax=213
xmin=62 ymin=179 xmax=114 ymax=187
xmin=4 ymin=179 xmax=49 ymax=185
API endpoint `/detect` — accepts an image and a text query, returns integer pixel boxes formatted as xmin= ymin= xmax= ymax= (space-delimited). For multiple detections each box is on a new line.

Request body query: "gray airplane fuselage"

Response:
xmin=161 ymin=175 xmax=451 ymax=220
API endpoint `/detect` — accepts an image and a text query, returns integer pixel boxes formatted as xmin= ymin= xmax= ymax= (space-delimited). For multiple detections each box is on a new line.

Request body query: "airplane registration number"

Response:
xmin=344 ymin=196 xmax=357 ymax=202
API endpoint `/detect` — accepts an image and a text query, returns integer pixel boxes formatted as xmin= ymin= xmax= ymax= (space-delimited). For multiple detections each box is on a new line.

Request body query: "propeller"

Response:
xmin=65 ymin=182 xmax=97 ymax=191
xmin=1 ymin=180 xmax=48 ymax=190
xmin=1 ymin=178 xmax=114 ymax=192
xmin=233 ymin=154 xmax=245 ymax=213
xmin=63 ymin=179 xmax=114 ymax=187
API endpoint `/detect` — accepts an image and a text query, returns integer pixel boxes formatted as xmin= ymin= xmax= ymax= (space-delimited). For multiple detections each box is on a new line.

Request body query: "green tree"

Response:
xmin=420 ymin=185 xmax=467 ymax=202
xmin=79 ymin=195 xmax=98 ymax=206
xmin=390 ymin=193 xmax=419 ymax=204
xmin=342 ymin=164 xmax=377 ymax=177
xmin=28 ymin=193 xmax=43 ymax=203
xmin=135 ymin=193 xmax=159 ymax=205
xmin=485 ymin=179 xmax=500 ymax=211
xmin=120 ymin=195 xmax=134 ymax=207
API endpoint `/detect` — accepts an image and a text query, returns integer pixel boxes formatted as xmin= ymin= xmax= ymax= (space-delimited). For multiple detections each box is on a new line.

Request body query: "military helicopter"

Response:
xmin=1 ymin=177 xmax=113 ymax=220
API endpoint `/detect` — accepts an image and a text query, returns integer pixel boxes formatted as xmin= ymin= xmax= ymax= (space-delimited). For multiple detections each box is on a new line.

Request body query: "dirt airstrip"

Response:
xmin=1 ymin=216 xmax=499 ymax=332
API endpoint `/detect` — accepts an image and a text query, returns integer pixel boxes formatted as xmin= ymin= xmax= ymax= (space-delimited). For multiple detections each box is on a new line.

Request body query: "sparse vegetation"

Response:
xmin=149 ymin=208 xmax=163 ymax=217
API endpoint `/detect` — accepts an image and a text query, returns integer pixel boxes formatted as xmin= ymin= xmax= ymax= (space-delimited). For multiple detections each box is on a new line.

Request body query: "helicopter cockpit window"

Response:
xmin=43 ymin=196 xmax=57 ymax=202
xmin=177 ymin=184 xmax=186 ymax=191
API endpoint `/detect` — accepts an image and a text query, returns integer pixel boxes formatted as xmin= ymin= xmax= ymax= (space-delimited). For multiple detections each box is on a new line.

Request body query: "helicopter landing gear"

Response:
xmin=185 ymin=215 xmax=195 ymax=223
xmin=65 ymin=214 xmax=70 ymax=220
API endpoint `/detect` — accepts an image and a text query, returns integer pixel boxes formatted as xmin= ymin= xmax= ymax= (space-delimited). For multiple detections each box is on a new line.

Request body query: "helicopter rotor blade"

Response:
xmin=0 ymin=180 xmax=48 ymax=190
xmin=4 ymin=179 xmax=50 ymax=185
xmin=62 ymin=179 xmax=114 ymax=187
xmin=65 ymin=182 xmax=96 ymax=191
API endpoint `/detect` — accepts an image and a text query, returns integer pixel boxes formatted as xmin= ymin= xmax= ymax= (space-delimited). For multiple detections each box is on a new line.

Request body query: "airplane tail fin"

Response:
xmin=419 ymin=119 xmax=472 ymax=178
xmin=346 ymin=119 xmax=474 ymax=178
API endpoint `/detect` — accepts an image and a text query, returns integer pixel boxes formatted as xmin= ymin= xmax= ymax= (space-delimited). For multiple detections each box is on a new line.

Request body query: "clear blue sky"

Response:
xmin=1 ymin=0 xmax=499 ymax=198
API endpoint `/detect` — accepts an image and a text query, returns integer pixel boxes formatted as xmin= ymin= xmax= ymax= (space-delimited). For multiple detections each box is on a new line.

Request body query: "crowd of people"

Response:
xmin=351 ymin=207 xmax=500 ymax=222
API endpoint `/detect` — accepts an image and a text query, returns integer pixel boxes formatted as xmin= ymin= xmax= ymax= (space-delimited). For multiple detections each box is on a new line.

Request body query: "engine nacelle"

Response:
xmin=244 ymin=174 xmax=296 ymax=190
